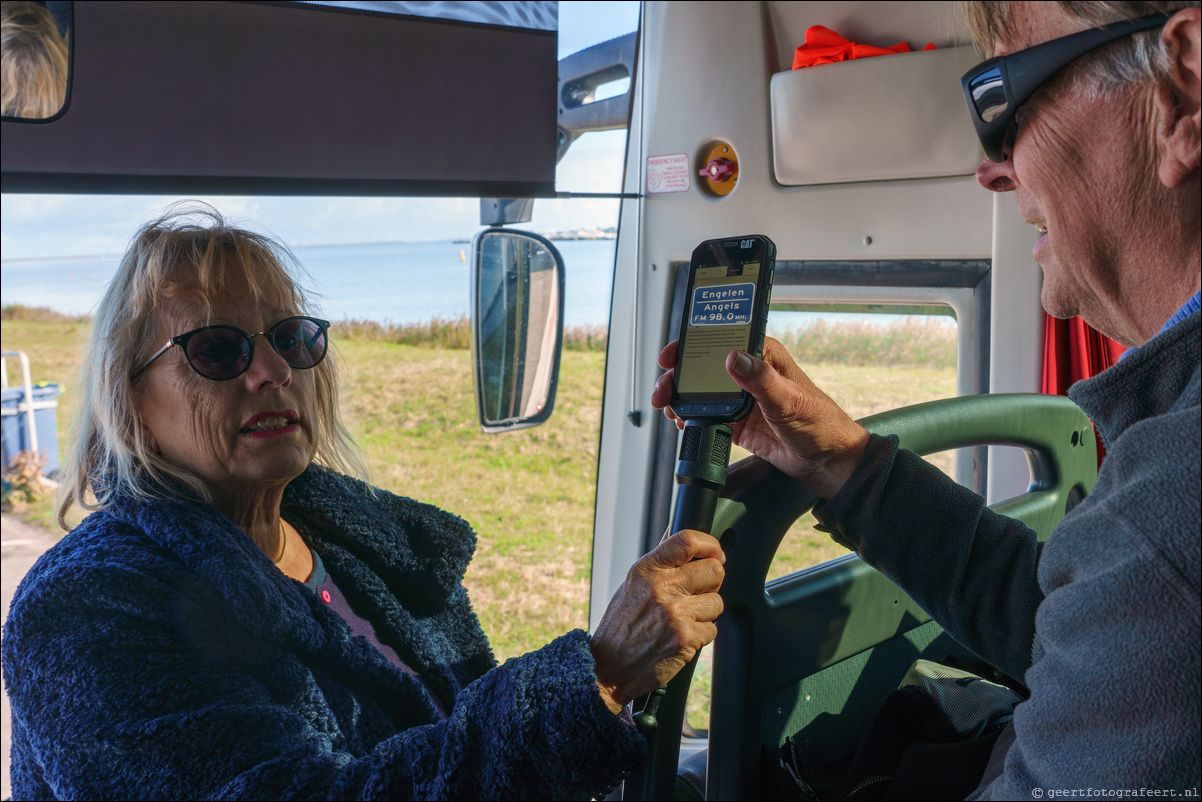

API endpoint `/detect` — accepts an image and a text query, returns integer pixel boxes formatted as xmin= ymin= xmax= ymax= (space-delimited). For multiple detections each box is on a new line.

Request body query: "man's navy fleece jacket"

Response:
xmin=2 ymin=468 xmax=645 ymax=800
xmin=815 ymin=310 xmax=1201 ymax=797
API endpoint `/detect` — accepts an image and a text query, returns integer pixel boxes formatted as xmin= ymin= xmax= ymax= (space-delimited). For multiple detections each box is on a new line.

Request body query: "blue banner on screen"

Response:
xmin=690 ymin=283 xmax=756 ymax=327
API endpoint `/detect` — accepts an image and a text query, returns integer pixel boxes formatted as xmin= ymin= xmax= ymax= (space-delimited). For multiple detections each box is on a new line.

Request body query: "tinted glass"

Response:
xmin=186 ymin=328 xmax=251 ymax=379
xmin=969 ymin=67 xmax=1008 ymax=122
xmin=271 ymin=317 xmax=326 ymax=368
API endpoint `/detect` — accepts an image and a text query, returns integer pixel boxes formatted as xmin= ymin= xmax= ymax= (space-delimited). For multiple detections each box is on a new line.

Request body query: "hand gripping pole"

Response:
xmin=624 ymin=419 xmax=733 ymax=800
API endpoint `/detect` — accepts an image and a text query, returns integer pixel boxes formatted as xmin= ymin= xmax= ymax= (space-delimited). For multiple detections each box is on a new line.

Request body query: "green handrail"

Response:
xmin=859 ymin=393 xmax=1098 ymax=538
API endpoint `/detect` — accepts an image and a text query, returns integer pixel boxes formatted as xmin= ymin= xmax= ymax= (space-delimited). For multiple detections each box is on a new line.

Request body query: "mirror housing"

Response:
xmin=470 ymin=229 xmax=565 ymax=433
xmin=0 ymin=1 xmax=72 ymax=122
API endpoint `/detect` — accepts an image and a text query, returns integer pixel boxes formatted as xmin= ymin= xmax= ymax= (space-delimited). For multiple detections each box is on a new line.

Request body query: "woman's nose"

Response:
xmin=976 ymin=154 xmax=1019 ymax=193
xmin=244 ymin=335 xmax=291 ymax=390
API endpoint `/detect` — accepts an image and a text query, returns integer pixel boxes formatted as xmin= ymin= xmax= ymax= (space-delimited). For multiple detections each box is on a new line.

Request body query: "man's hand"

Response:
xmin=650 ymin=338 xmax=869 ymax=499
xmin=591 ymin=530 xmax=725 ymax=713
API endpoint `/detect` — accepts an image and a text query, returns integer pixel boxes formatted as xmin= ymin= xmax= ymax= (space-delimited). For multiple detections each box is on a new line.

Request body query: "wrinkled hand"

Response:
xmin=650 ymin=338 xmax=870 ymax=499
xmin=591 ymin=529 xmax=725 ymax=714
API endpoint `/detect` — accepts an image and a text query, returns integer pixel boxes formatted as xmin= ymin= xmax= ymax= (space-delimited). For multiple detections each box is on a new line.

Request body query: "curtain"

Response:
xmin=1041 ymin=314 xmax=1125 ymax=463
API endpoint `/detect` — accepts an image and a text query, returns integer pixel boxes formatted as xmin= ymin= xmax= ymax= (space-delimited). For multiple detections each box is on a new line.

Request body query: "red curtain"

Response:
xmin=1041 ymin=314 xmax=1126 ymax=462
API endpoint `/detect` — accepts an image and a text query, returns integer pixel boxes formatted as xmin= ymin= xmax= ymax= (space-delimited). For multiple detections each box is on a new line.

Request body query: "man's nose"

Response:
xmin=976 ymin=154 xmax=1019 ymax=193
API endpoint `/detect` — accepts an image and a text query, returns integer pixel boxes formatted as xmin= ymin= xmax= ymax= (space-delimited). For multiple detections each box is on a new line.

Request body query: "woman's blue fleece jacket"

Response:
xmin=2 ymin=467 xmax=645 ymax=800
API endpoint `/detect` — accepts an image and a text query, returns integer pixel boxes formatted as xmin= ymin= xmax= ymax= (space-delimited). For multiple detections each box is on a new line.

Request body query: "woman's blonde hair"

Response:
xmin=1 ymin=1 xmax=68 ymax=119
xmin=57 ymin=202 xmax=368 ymax=529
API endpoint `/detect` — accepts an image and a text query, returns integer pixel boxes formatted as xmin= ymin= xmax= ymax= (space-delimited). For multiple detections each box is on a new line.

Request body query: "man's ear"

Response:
xmin=1156 ymin=8 xmax=1201 ymax=188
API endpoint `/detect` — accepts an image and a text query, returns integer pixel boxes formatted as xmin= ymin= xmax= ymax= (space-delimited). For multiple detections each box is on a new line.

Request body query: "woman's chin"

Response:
xmin=236 ymin=442 xmax=314 ymax=484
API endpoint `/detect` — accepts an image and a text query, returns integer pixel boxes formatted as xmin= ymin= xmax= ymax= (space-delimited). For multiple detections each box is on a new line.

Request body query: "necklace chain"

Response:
xmin=273 ymin=519 xmax=287 ymax=563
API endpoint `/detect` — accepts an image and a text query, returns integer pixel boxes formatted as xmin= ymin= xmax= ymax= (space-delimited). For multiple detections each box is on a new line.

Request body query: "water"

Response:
xmin=1 ymin=239 xmax=618 ymax=328
xmin=1 ymin=255 xmax=122 ymax=317
xmin=2 ymin=239 xmax=952 ymax=330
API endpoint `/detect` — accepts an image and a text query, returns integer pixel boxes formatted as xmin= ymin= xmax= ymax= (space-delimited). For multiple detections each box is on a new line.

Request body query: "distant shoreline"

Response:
xmin=2 ymin=234 xmax=617 ymax=264
xmin=1 ymin=254 xmax=123 ymax=264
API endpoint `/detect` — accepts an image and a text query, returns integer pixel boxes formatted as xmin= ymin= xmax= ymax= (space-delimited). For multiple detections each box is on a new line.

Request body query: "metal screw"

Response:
xmin=863 ymin=236 xmax=873 ymax=245
xmin=650 ymin=263 xmax=657 ymax=272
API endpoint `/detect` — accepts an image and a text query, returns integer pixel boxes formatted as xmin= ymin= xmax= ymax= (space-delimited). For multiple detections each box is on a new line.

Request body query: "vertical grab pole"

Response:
xmin=624 ymin=419 xmax=733 ymax=800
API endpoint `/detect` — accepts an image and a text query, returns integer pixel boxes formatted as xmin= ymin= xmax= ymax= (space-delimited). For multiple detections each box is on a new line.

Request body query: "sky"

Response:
xmin=0 ymin=1 xmax=641 ymax=261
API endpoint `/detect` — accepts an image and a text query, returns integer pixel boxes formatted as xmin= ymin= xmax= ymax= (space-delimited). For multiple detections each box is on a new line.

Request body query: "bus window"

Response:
xmin=761 ymin=303 xmax=959 ymax=582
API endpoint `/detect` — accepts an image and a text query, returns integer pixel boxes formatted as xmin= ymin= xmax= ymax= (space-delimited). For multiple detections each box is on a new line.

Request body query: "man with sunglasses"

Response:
xmin=657 ymin=1 xmax=1200 ymax=798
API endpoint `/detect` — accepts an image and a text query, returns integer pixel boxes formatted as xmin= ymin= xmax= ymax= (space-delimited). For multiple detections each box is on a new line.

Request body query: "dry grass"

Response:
xmin=332 ymin=317 xmax=472 ymax=350
xmin=1 ymin=305 xmax=89 ymax=324
xmin=0 ymin=318 xmax=91 ymax=530
xmin=772 ymin=317 xmax=956 ymax=368
xmin=2 ymin=317 xmax=959 ymax=668
xmin=562 ymin=325 xmax=608 ymax=352
xmin=333 ymin=316 xmax=608 ymax=353
xmin=332 ymin=338 xmax=605 ymax=659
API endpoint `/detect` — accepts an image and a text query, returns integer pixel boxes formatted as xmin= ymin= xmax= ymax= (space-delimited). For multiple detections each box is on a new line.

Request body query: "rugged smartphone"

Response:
xmin=669 ymin=234 xmax=776 ymax=423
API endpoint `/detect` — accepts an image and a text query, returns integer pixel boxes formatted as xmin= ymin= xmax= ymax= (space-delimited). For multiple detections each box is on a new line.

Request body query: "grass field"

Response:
xmin=2 ymin=312 xmax=956 ymax=686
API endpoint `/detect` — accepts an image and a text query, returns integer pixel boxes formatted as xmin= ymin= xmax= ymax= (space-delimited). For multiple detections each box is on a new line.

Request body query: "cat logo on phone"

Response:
xmin=740 ymin=239 xmax=753 ymax=249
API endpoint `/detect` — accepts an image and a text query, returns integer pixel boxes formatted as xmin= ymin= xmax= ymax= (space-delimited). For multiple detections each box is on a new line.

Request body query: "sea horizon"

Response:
xmin=3 ymin=238 xmax=955 ymax=332
xmin=2 ymin=239 xmax=620 ymax=328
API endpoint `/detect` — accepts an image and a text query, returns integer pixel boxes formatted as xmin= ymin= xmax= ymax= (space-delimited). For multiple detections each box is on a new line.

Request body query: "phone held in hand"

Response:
xmin=670 ymin=234 xmax=776 ymax=423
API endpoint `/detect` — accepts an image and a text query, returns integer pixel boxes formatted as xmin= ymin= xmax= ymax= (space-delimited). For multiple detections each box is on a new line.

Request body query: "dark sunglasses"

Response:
xmin=961 ymin=12 xmax=1169 ymax=163
xmin=135 ymin=316 xmax=330 ymax=381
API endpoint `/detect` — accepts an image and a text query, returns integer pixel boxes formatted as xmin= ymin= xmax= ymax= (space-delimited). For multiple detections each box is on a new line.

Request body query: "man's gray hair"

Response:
xmin=960 ymin=2 xmax=1200 ymax=97
xmin=57 ymin=202 xmax=368 ymax=529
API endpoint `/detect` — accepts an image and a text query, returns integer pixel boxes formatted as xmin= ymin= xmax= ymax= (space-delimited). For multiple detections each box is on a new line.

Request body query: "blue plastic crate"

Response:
xmin=1 ymin=383 xmax=61 ymax=481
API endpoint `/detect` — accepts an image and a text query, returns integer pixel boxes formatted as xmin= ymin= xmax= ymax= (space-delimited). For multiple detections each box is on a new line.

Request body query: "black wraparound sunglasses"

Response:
xmin=134 ymin=316 xmax=330 ymax=381
xmin=961 ymin=12 xmax=1169 ymax=163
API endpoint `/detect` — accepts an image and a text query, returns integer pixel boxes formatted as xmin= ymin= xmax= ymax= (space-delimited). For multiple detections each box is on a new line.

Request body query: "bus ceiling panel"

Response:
xmin=1 ymin=1 xmax=558 ymax=196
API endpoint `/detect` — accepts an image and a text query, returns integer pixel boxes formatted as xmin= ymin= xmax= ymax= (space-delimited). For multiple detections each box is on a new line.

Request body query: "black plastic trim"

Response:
xmin=774 ymin=259 xmax=991 ymax=288
xmin=0 ymin=173 xmax=557 ymax=198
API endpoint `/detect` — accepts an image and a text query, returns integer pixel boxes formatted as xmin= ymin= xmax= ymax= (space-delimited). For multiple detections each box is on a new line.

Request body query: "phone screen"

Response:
xmin=677 ymin=261 xmax=760 ymax=396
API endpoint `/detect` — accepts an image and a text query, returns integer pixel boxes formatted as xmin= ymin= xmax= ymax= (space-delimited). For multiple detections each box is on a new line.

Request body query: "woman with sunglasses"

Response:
xmin=3 ymin=203 xmax=727 ymax=800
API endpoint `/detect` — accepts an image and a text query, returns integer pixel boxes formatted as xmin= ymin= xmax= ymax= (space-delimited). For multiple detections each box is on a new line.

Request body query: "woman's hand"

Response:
xmin=650 ymin=338 xmax=870 ymax=499
xmin=590 ymin=529 xmax=725 ymax=713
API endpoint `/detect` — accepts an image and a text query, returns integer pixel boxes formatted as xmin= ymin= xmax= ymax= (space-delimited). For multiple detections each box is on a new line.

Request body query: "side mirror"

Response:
xmin=470 ymin=229 xmax=565 ymax=433
xmin=0 ymin=1 xmax=72 ymax=122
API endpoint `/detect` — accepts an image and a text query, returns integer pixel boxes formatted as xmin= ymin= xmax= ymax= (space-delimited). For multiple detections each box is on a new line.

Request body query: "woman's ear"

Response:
xmin=1156 ymin=8 xmax=1201 ymax=189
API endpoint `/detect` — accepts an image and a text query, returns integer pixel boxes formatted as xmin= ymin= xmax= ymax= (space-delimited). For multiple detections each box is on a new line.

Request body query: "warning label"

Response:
xmin=646 ymin=153 xmax=690 ymax=194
